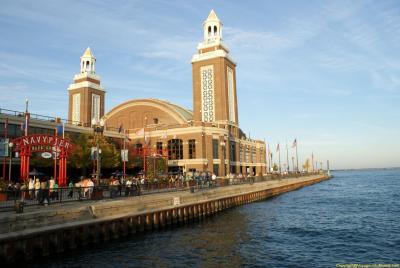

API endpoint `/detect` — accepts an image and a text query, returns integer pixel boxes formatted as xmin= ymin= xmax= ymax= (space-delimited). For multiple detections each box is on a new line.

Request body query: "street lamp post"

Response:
xmin=92 ymin=118 xmax=105 ymax=183
xmin=8 ymin=142 xmax=13 ymax=181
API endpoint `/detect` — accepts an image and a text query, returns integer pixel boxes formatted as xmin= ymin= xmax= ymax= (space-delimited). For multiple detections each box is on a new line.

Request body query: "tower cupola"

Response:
xmin=80 ymin=47 xmax=96 ymax=74
xmin=203 ymin=9 xmax=223 ymax=45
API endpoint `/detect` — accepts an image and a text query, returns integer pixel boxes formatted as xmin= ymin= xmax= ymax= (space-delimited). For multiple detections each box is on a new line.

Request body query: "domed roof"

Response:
xmin=105 ymin=98 xmax=193 ymax=124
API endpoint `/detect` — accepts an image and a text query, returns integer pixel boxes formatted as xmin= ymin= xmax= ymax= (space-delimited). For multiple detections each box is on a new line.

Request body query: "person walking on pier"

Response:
xmin=40 ymin=178 xmax=50 ymax=205
xmin=87 ymin=178 xmax=94 ymax=199
xmin=211 ymin=173 xmax=217 ymax=187
xmin=52 ymin=181 xmax=59 ymax=201
xmin=49 ymin=177 xmax=55 ymax=200
xmin=67 ymin=180 xmax=74 ymax=198
xmin=28 ymin=178 xmax=34 ymax=199
xmin=34 ymin=178 xmax=40 ymax=200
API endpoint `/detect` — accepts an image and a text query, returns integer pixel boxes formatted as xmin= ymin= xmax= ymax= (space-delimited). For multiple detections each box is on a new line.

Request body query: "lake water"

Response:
xmin=33 ymin=169 xmax=400 ymax=267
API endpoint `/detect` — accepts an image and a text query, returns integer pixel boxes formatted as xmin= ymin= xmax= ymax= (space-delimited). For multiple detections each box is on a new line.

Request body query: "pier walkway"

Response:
xmin=0 ymin=173 xmax=330 ymax=263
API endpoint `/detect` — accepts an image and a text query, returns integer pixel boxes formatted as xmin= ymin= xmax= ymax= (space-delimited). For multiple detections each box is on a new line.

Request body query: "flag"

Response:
xmin=91 ymin=147 xmax=98 ymax=161
xmin=276 ymin=143 xmax=280 ymax=152
xmin=292 ymin=139 xmax=297 ymax=148
xmin=121 ymin=149 xmax=129 ymax=162
xmin=56 ymin=125 xmax=64 ymax=136
xmin=135 ymin=128 xmax=144 ymax=136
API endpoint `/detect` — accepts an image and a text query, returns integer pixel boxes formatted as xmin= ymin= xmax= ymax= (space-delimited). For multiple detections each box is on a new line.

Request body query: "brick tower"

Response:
xmin=68 ymin=47 xmax=105 ymax=126
xmin=192 ymin=10 xmax=239 ymax=126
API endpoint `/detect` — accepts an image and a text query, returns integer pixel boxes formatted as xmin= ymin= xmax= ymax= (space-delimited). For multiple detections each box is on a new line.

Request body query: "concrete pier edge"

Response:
xmin=0 ymin=174 xmax=331 ymax=263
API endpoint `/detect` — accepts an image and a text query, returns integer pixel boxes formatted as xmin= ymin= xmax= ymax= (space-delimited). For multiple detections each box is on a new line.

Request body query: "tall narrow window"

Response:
xmin=72 ymin=93 xmax=80 ymax=124
xmin=229 ymin=141 xmax=236 ymax=162
xmin=227 ymin=67 xmax=236 ymax=123
xmin=252 ymin=147 xmax=256 ymax=163
xmin=91 ymin=94 xmax=100 ymax=123
xmin=213 ymin=164 xmax=219 ymax=176
xmin=200 ymin=65 xmax=215 ymax=122
xmin=168 ymin=139 xmax=183 ymax=160
xmin=212 ymin=139 xmax=219 ymax=159
xmin=188 ymin=139 xmax=196 ymax=159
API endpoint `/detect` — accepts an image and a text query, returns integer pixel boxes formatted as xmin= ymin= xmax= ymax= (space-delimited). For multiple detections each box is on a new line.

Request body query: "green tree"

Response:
xmin=68 ymin=134 xmax=120 ymax=171
xmin=68 ymin=133 xmax=92 ymax=170
xmin=99 ymin=136 xmax=120 ymax=169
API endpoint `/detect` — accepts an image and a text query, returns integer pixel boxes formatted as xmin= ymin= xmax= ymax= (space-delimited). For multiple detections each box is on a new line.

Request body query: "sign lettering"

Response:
xmin=12 ymin=134 xmax=73 ymax=155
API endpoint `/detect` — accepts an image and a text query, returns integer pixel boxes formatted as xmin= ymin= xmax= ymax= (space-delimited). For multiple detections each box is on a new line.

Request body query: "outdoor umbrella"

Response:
xmin=28 ymin=169 xmax=45 ymax=177
xmin=111 ymin=171 xmax=126 ymax=177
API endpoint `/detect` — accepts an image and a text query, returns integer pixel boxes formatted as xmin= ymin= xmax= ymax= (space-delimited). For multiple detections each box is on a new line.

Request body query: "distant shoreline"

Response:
xmin=332 ymin=167 xmax=400 ymax=172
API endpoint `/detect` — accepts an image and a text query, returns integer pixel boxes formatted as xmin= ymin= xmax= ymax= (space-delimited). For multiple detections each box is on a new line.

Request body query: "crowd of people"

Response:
xmin=0 ymin=170 xmax=262 ymax=206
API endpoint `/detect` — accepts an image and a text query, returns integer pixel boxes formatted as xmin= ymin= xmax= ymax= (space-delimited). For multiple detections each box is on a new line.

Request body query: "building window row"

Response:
xmin=0 ymin=123 xmax=57 ymax=138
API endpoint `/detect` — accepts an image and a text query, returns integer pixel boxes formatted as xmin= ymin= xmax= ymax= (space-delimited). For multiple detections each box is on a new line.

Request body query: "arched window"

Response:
xmin=168 ymin=139 xmax=183 ymax=160
xmin=214 ymin=26 xmax=217 ymax=35
xmin=86 ymin=61 xmax=90 ymax=71
xmin=208 ymin=26 xmax=211 ymax=36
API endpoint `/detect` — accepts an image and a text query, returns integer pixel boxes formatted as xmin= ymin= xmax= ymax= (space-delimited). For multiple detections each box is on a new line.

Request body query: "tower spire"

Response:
xmin=207 ymin=9 xmax=220 ymax=21
xmin=80 ymin=47 xmax=96 ymax=74
xmin=203 ymin=9 xmax=223 ymax=44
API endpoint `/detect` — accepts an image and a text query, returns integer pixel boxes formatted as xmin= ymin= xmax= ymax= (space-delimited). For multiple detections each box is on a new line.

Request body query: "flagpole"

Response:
xmin=23 ymin=99 xmax=30 ymax=180
xmin=296 ymin=141 xmax=299 ymax=172
xmin=291 ymin=156 xmax=295 ymax=173
xmin=263 ymin=138 xmax=266 ymax=174
xmin=143 ymin=116 xmax=147 ymax=178
xmin=286 ymin=141 xmax=289 ymax=173
xmin=312 ymin=152 xmax=314 ymax=172
xmin=123 ymin=130 xmax=126 ymax=179
xmin=278 ymin=143 xmax=281 ymax=174
xmin=2 ymin=118 xmax=8 ymax=179
xmin=62 ymin=122 xmax=65 ymax=139
xmin=54 ymin=128 xmax=57 ymax=182
xmin=267 ymin=143 xmax=271 ymax=173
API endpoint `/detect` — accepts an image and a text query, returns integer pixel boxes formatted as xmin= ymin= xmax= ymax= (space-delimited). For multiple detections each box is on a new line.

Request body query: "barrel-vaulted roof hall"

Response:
xmin=67 ymin=10 xmax=267 ymax=176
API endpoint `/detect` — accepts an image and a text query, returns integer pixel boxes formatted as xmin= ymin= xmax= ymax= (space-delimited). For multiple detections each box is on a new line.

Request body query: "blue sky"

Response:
xmin=0 ymin=0 xmax=399 ymax=169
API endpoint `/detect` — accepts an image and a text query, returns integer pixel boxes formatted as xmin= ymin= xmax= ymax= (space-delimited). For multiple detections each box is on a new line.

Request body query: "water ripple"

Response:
xmin=32 ymin=169 xmax=400 ymax=267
